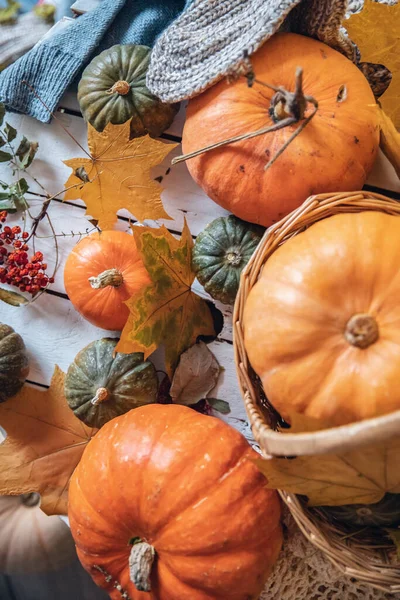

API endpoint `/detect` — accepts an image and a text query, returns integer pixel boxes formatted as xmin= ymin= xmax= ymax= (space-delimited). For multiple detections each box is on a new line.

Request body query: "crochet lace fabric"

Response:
xmin=260 ymin=509 xmax=397 ymax=600
xmin=147 ymin=0 xmax=397 ymax=102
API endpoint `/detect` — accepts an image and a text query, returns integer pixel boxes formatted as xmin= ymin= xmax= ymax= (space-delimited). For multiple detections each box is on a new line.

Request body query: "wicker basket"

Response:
xmin=233 ymin=191 xmax=400 ymax=594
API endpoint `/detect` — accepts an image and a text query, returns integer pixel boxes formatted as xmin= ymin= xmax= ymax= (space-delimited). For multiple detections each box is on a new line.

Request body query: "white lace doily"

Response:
xmin=261 ymin=510 xmax=398 ymax=600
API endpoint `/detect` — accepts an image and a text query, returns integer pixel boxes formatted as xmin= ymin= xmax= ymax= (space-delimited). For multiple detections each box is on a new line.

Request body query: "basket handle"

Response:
xmin=243 ymin=392 xmax=400 ymax=457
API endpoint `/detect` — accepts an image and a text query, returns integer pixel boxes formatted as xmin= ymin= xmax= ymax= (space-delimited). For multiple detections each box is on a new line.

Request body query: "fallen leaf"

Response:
xmin=64 ymin=121 xmax=176 ymax=230
xmin=379 ymin=106 xmax=400 ymax=180
xmin=256 ymin=435 xmax=400 ymax=507
xmin=207 ymin=398 xmax=231 ymax=415
xmin=345 ymin=0 xmax=400 ymax=126
xmin=116 ymin=221 xmax=215 ymax=376
xmin=15 ymin=137 xmax=38 ymax=169
xmin=170 ymin=341 xmax=220 ymax=405
xmin=0 ymin=287 xmax=28 ymax=306
xmin=0 ymin=366 xmax=97 ymax=515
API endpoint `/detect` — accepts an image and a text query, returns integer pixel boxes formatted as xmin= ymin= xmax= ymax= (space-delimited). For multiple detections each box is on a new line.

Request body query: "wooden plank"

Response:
xmin=57 ymin=94 xmax=187 ymax=139
xmin=0 ymin=112 xmax=228 ymax=237
xmin=0 ymin=293 xmax=120 ymax=384
xmin=0 ymin=293 xmax=241 ymax=423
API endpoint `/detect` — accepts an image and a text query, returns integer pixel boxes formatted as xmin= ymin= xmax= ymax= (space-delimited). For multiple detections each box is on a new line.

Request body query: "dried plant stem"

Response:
xmin=26 ymin=180 xmax=91 ymax=242
xmin=21 ymin=80 xmax=91 ymax=158
xmin=172 ymin=116 xmax=297 ymax=165
xmin=264 ymin=102 xmax=318 ymax=171
xmin=172 ymin=67 xmax=318 ymax=172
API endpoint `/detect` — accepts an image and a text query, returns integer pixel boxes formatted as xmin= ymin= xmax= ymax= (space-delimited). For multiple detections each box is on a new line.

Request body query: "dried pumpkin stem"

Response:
xmin=89 ymin=268 xmax=123 ymax=289
xmin=107 ymin=80 xmax=131 ymax=96
xmin=91 ymin=387 xmax=109 ymax=406
xmin=344 ymin=313 xmax=379 ymax=349
xmin=129 ymin=540 xmax=155 ymax=592
xmin=171 ymin=67 xmax=318 ymax=172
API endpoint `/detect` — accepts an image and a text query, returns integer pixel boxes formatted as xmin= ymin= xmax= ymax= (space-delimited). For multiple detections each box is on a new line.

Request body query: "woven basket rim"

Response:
xmin=233 ymin=190 xmax=400 ymax=457
xmin=233 ymin=190 xmax=400 ymax=593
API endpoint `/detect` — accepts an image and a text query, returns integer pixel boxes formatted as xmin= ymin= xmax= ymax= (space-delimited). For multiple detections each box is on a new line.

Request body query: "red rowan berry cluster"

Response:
xmin=0 ymin=211 xmax=54 ymax=296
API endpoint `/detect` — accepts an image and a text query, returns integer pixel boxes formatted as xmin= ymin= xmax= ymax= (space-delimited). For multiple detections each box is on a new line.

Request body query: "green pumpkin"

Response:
xmin=0 ymin=323 xmax=29 ymax=403
xmin=192 ymin=215 xmax=264 ymax=305
xmin=318 ymin=493 xmax=400 ymax=528
xmin=78 ymin=44 xmax=179 ymax=136
xmin=64 ymin=338 xmax=158 ymax=428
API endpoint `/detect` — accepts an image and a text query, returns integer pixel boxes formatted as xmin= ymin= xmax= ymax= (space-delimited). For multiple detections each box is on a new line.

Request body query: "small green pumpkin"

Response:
xmin=0 ymin=324 xmax=29 ymax=403
xmin=78 ymin=44 xmax=179 ymax=137
xmin=318 ymin=493 xmax=400 ymax=528
xmin=192 ymin=215 xmax=264 ymax=305
xmin=64 ymin=338 xmax=158 ymax=428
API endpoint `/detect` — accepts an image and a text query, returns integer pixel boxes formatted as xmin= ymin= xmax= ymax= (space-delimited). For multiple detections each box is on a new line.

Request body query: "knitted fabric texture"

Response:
xmin=0 ymin=0 xmax=185 ymax=122
xmin=147 ymin=0 xmax=397 ymax=102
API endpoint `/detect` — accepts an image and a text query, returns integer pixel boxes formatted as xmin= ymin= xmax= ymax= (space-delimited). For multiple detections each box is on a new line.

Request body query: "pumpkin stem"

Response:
xmin=226 ymin=250 xmax=242 ymax=267
xmin=129 ymin=541 xmax=155 ymax=592
xmin=269 ymin=67 xmax=307 ymax=123
xmin=91 ymin=387 xmax=109 ymax=406
xmin=107 ymin=80 xmax=131 ymax=96
xmin=344 ymin=313 xmax=379 ymax=349
xmin=171 ymin=67 xmax=318 ymax=173
xmin=89 ymin=268 xmax=123 ymax=289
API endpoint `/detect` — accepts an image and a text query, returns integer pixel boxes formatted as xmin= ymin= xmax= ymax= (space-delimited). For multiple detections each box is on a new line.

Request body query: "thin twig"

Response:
xmin=251 ymin=78 xmax=281 ymax=93
xmin=17 ymin=164 xmax=48 ymax=194
xmin=264 ymin=101 xmax=318 ymax=171
xmin=21 ymin=81 xmax=91 ymax=158
xmin=35 ymin=227 xmax=97 ymax=240
xmin=46 ymin=212 xmax=59 ymax=278
xmin=26 ymin=180 xmax=95 ymax=242
xmin=172 ymin=117 xmax=296 ymax=165
xmin=172 ymin=66 xmax=319 ymax=173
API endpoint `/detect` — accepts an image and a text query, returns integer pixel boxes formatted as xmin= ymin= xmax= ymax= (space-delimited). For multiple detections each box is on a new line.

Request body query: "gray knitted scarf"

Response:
xmin=147 ymin=0 xmax=396 ymax=102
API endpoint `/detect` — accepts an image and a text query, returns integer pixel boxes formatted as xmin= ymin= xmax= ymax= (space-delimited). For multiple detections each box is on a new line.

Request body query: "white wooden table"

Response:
xmin=0 ymin=94 xmax=399 ymax=599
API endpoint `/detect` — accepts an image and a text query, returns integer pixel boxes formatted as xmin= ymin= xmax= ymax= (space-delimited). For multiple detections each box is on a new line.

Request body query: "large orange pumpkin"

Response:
xmin=64 ymin=230 xmax=150 ymax=331
xmin=182 ymin=33 xmax=380 ymax=227
xmin=243 ymin=211 xmax=400 ymax=426
xmin=68 ymin=405 xmax=282 ymax=600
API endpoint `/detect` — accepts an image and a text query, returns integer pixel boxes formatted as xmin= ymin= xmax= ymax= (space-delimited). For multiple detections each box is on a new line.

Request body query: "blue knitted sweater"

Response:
xmin=0 ymin=0 xmax=186 ymax=122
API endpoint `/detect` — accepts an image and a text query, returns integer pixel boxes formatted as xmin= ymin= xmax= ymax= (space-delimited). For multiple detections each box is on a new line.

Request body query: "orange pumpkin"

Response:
xmin=243 ymin=211 xmax=400 ymax=426
xmin=69 ymin=405 xmax=282 ymax=600
xmin=182 ymin=33 xmax=379 ymax=227
xmin=64 ymin=230 xmax=150 ymax=331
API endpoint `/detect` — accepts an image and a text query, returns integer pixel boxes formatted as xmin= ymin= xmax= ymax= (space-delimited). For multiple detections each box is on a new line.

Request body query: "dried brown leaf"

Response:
xmin=170 ymin=341 xmax=220 ymax=405
xmin=0 ymin=366 xmax=97 ymax=515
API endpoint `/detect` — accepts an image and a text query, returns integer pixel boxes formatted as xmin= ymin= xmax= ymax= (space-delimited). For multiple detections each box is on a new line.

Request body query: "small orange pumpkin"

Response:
xmin=243 ymin=211 xmax=400 ymax=426
xmin=64 ymin=230 xmax=150 ymax=331
xmin=182 ymin=33 xmax=380 ymax=227
xmin=69 ymin=404 xmax=282 ymax=600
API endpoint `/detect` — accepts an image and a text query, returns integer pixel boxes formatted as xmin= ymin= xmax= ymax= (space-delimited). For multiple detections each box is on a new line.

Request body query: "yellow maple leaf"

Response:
xmin=116 ymin=221 xmax=215 ymax=376
xmin=257 ymin=412 xmax=400 ymax=506
xmin=63 ymin=121 xmax=177 ymax=230
xmin=0 ymin=366 xmax=97 ymax=515
xmin=345 ymin=0 xmax=400 ymax=126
